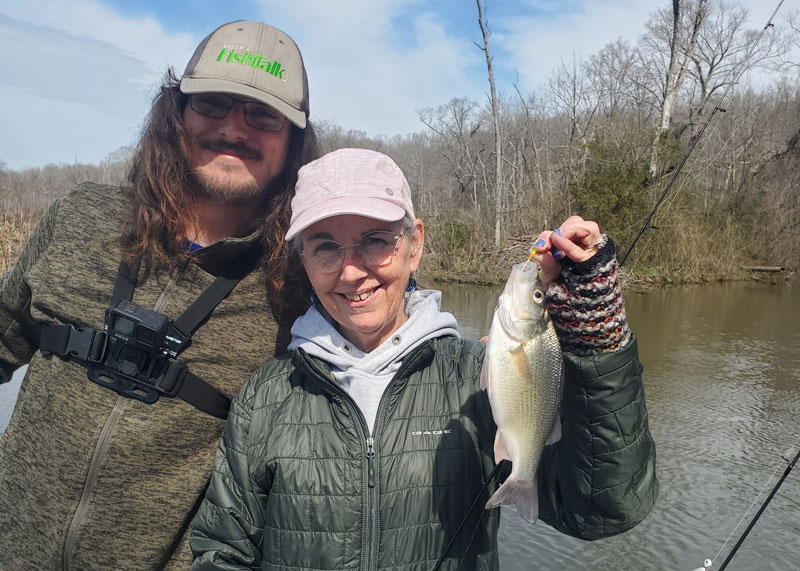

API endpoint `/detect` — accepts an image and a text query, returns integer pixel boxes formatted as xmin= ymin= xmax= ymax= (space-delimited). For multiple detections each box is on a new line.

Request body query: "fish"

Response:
xmin=480 ymin=260 xmax=563 ymax=523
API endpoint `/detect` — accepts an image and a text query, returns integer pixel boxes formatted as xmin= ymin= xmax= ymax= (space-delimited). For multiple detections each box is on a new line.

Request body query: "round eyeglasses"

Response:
xmin=300 ymin=230 xmax=407 ymax=274
xmin=188 ymin=93 xmax=286 ymax=132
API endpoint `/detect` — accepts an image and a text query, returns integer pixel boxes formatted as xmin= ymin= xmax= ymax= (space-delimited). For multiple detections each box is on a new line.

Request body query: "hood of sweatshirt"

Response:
xmin=288 ymin=289 xmax=459 ymax=433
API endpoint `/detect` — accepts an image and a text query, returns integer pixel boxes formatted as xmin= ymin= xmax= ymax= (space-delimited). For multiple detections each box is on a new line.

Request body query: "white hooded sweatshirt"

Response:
xmin=288 ymin=289 xmax=460 ymax=434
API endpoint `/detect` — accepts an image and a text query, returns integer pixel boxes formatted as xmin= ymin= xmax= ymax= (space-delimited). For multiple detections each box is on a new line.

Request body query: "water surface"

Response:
xmin=439 ymin=280 xmax=800 ymax=571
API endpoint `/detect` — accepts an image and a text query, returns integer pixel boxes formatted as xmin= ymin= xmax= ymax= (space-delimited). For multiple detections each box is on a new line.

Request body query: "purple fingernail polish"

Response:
xmin=553 ymin=248 xmax=564 ymax=260
xmin=534 ymin=239 xmax=545 ymax=248
xmin=554 ymin=228 xmax=563 ymax=236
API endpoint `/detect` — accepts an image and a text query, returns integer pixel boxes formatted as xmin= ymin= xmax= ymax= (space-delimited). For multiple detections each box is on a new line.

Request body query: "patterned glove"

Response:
xmin=545 ymin=237 xmax=632 ymax=355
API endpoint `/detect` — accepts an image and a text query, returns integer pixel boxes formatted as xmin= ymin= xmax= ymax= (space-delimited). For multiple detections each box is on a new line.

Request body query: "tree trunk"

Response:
xmin=476 ymin=0 xmax=503 ymax=247
xmin=649 ymin=0 xmax=707 ymax=181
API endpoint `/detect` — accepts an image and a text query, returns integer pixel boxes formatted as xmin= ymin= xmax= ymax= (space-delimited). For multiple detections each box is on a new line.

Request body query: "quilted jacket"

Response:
xmin=191 ymin=333 xmax=657 ymax=570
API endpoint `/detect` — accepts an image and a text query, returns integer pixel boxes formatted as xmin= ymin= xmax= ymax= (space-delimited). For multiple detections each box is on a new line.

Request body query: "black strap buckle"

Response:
xmin=41 ymin=324 xmax=107 ymax=363
xmin=152 ymin=360 xmax=188 ymax=397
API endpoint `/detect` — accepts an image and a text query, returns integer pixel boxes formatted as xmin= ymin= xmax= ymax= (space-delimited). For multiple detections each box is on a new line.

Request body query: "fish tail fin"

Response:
xmin=485 ymin=477 xmax=539 ymax=523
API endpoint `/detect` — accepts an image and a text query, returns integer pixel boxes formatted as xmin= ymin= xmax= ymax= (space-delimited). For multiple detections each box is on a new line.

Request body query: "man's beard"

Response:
xmin=192 ymin=167 xmax=282 ymax=207
xmin=189 ymin=138 xmax=284 ymax=207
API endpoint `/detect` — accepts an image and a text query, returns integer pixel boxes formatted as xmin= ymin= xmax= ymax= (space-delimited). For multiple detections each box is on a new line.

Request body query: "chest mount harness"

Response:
xmin=39 ymin=260 xmax=240 ymax=419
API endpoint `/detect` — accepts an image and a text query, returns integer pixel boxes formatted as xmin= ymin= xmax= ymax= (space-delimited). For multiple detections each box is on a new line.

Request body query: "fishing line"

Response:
xmin=619 ymin=0 xmax=786 ymax=268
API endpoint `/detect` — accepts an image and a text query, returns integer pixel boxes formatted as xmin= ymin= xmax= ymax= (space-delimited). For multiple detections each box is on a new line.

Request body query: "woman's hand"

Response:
xmin=531 ymin=216 xmax=604 ymax=286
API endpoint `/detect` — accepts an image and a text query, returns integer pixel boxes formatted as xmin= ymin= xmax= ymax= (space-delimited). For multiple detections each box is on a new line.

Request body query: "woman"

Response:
xmin=190 ymin=149 xmax=658 ymax=570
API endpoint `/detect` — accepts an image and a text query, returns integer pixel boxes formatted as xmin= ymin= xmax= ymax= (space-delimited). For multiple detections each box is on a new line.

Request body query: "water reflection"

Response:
xmin=438 ymin=281 xmax=800 ymax=571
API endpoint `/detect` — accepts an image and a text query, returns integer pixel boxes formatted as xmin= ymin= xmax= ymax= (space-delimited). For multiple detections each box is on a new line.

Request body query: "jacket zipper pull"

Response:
xmin=366 ymin=437 xmax=375 ymax=488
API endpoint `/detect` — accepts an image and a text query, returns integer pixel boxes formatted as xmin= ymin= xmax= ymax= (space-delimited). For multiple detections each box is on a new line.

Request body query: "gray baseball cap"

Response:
xmin=180 ymin=20 xmax=309 ymax=128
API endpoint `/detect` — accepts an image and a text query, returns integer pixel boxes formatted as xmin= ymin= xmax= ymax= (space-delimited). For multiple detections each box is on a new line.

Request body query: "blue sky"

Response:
xmin=0 ymin=0 xmax=784 ymax=170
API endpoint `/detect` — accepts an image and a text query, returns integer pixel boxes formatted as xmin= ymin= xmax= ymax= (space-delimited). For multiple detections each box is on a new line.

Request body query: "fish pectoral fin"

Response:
xmin=509 ymin=343 xmax=534 ymax=385
xmin=493 ymin=430 xmax=513 ymax=463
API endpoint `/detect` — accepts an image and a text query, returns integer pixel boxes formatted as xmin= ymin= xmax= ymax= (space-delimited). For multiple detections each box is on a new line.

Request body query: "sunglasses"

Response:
xmin=188 ymin=93 xmax=286 ymax=132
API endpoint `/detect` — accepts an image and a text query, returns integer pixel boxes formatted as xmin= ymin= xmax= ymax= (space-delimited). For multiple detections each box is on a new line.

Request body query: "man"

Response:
xmin=0 ymin=20 xmax=318 ymax=569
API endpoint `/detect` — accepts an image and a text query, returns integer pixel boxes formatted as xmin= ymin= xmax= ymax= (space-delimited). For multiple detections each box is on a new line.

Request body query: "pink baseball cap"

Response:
xmin=285 ymin=148 xmax=416 ymax=241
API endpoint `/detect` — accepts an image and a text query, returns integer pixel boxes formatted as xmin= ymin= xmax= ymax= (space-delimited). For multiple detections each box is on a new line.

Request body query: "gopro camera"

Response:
xmin=106 ymin=300 xmax=170 ymax=353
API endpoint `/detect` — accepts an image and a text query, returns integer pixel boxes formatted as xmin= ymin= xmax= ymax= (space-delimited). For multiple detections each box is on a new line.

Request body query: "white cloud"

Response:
xmin=3 ymin=0 xmax=196 ymax=77
xmin=497 ymin=0 xmax=788 ymax=93
xmin=250 ymin=0 xmax=485 ymax=136
xmin=1 ymin=0 xmax=790 ymax=169
xmin=496 ymin=0 xmax=655 ymax=92
xmin=0 ymin=2 xmax=196 ymax=169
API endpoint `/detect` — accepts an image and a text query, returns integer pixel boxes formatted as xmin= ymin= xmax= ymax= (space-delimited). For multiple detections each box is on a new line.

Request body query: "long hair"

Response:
xmin=121 ymin=69 xmax=196 ymax=267
xmin=262 ymin=117 xmax=320 ymax=326
xmin=121 ymin=69 xmax=320 ymax=325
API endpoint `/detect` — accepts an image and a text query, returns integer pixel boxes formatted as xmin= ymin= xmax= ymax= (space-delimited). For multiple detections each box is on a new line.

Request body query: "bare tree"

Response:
xmin=686 ymin=0 xmax=785 ymax=130
xmin=649 ymin=0 xmax=708 ymax=179
xmin=420 ymin=98 xmax=486 ymax=210
xmin=548 ymin=55 xmax=600 ymax=213
xmin=475 ymin=0 xmax=504 ymax=247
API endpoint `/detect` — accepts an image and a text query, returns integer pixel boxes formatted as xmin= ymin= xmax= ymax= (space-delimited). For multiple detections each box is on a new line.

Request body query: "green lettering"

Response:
xmin=219 ymin=49 xmax=285 ymax=80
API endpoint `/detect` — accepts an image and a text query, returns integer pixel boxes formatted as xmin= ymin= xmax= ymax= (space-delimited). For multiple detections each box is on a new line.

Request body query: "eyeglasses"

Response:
xmin=300 ymin=230 xmax=407 ymax=274
xmin=188 ymin=93 xmax=286 ymax=132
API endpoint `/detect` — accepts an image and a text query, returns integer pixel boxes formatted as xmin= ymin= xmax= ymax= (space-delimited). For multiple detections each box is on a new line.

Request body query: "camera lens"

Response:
xmin=135 ymin=325 xmax=158 ymax=347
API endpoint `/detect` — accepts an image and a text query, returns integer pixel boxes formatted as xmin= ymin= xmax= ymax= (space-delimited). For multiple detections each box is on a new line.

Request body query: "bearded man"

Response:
xmin=0 ymin=20 xmax=318 ymax=569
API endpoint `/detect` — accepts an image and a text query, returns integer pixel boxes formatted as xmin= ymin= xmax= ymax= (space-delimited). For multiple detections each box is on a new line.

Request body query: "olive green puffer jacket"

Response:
xmin=191 ymin=335 xmax=657 ymax=570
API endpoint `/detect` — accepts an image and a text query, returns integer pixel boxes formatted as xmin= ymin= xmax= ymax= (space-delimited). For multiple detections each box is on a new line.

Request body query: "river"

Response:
xmin=440 ymin=280 xmax=800 ymax=571
xmin=1 ymin=281 xmax=798 ymax=570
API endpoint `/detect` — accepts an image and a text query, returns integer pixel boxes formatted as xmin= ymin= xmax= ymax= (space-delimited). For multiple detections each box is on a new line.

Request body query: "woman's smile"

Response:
xmin=300 ymin=214 xmax=424 ymax=352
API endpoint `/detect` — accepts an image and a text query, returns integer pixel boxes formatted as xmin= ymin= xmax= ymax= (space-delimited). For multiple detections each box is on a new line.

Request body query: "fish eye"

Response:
xmin=533 ymin=289 xmax=545 ymax=304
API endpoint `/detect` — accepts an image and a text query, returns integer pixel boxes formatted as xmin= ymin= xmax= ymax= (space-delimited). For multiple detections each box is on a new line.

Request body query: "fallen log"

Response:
xmin=742 ymin=265 xmax=786 ymax=272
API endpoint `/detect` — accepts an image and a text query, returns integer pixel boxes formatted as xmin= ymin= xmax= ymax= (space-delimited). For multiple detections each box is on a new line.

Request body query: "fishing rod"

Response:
xmin=431 ymin=461 xmax=506 ymax=571
xmin=619 ymin=0 xmax=786 ymax=268
xmin=692 ymin=440 xmax=800 ymax=571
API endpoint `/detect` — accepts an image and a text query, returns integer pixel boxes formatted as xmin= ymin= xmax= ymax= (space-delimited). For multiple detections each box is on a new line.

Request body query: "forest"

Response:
xmin=1 ymin=0 xmax=798 ymax=285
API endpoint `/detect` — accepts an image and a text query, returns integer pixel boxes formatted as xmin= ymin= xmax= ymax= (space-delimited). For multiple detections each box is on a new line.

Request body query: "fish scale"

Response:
xmin=480 ymin=260 xmax=563 ymax=523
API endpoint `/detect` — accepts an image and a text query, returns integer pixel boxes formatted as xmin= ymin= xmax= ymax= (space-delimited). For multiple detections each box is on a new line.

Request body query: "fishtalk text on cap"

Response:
xmin=216 ymin=48 xmax=287 ymax=81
